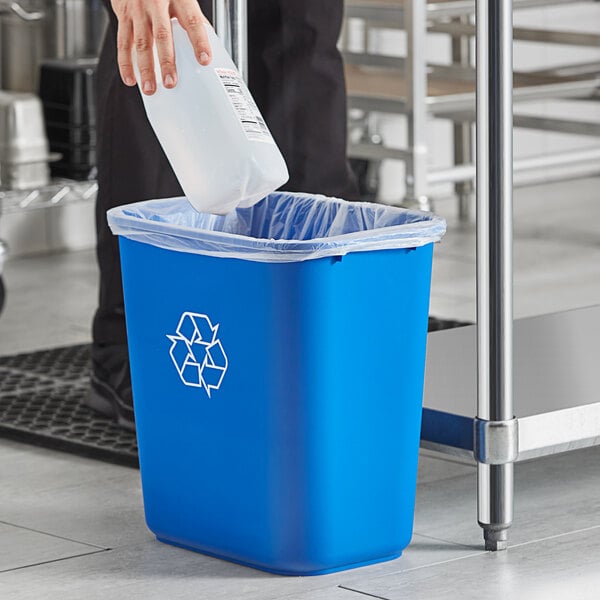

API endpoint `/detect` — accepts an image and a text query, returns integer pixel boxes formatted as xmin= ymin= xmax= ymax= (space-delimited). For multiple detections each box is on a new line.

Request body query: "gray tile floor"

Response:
xmin=0 ymin=177 xmax=599 ymax=598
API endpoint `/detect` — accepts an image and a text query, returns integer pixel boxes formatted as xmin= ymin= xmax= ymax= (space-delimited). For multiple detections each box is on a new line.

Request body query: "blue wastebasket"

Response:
xmin=108 ymin=192 xmax=445 ymax=575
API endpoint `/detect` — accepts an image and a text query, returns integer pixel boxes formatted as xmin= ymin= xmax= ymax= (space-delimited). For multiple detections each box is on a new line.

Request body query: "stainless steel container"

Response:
xmin=0 ymin=91 xmax=50 ymax=189
xmin=0 ymin=0 xmax=108 ymax=93
xmin=0 ymin=0 xmax=47 ymax=92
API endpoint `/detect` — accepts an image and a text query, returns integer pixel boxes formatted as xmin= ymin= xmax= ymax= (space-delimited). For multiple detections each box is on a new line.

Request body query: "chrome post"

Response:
xmin=476 ymin=0 xmax=515 ymax=552
xmin=212 ymin=0 xmax=248 ymax=82
xmin=404 ymin=0 xmax=429 ymax=210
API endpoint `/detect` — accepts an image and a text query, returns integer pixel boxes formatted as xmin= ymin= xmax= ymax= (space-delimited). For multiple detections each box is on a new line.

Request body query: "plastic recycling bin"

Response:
xmin=108 ymin=192 xmax=446 ymax=576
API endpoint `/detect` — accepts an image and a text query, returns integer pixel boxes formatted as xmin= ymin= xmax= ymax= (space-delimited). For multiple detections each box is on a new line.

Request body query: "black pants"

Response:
xmin=93 ymin=0 xmax=358 ymax=348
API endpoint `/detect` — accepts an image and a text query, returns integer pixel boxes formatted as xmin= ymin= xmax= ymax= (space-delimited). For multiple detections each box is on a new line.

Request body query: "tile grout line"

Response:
xmin=337 ymin=586 xmax=391 ymax=600
xmin=0 ymin=549 xmax=110 ymax=575
xmin=0 ymin=520 xmax=109 ymax=551
xmin=339 ymin=547 xmax=488 ymax=592
xmin=412 ymin=531 xmax=480 ymax=551
xmin=506 ymin=523 xmax=600 ymax=551
xmin=411 ymin=527 xmax=485 ymax=551
xmin=413 ymin=524 xmax=600 ymax=557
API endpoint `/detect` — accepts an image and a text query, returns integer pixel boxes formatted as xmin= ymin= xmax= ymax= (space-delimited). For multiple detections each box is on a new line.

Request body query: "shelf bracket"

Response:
xmin=474 ymin=417 xmax=519 ymax=465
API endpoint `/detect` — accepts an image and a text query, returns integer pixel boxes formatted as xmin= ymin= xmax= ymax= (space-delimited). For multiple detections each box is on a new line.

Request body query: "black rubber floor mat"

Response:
xmin=0 ymin=317 xmax=470 ymax=468
xmin=0 ymin=345 xmax=138 ymax=468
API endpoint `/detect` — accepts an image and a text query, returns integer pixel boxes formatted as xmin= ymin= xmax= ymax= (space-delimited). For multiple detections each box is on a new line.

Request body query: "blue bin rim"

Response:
xmin=107 ymin=193 xmax=446 ymax=263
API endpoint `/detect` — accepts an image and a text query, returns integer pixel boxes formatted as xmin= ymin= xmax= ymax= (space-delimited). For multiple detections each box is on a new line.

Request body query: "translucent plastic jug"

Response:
xmin=137 ymin=19 xmax=289 ymax=215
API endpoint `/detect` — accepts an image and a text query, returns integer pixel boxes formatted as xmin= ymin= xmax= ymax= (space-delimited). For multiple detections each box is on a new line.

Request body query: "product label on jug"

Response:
xmin=215 ymin=68 xmax=273 ymax=143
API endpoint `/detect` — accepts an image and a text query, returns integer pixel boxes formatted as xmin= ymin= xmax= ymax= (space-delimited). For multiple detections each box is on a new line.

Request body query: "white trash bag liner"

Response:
xmin=108 ymin=192 xmax=446 ymax=263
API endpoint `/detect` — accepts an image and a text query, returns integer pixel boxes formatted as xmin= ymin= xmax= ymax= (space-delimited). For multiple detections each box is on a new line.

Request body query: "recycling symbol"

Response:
xmin=167 ymin=312 xmax=228 ymax=397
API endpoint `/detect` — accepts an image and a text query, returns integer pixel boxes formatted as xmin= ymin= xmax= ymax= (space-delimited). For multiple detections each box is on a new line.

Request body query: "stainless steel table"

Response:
xmin=425 ymin=0 xmax=600 ymax=552
xmin=422 ymin=305 xmax=600 ymax=462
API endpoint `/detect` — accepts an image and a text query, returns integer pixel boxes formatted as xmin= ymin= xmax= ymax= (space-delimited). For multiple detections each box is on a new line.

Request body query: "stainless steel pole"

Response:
xmin=404 ymin=0 xmax=429 ymax=211
xmin=476 ymin=0 xmax=515 ymax=551
xmin=212 ymin=0 xmax=248 ymax=82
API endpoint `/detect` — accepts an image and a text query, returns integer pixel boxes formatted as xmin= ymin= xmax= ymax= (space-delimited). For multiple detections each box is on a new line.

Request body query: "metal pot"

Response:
xmin=51 ymin=0 xmax=108 ymax=59
xmin=0 ymin=0 xmax=108 ymax=93
xmin=0 ymin=0 xmax=47 ymax=92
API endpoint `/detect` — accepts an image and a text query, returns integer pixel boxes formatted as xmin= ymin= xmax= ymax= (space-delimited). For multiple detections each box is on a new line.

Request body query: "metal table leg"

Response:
xmin=405 ymin=0 xmax=430 ymax=211
xmin=213 ymin=0 xmax=248 ymax=81
xmin=475 ymin=0 xmax=518 ymax=551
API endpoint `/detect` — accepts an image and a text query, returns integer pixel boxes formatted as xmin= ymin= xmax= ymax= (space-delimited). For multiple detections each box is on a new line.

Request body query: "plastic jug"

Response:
xmin=136 ymin=19 xmax=289 ymax=215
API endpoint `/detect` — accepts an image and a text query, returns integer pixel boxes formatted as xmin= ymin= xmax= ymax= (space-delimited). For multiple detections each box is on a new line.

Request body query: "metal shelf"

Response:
xmin=421 ymin=305 xmax=600 ymax=462
xmin=0 ymin=179 xmax=97 ymax=214
xmin=343 ymin=0 xmax=600 ymax=208
xmin=345 ymin=63 xmax=599 ymax=115
xmin=430 ymin=21 xmax=600 ymax=47
xmin=345 ymin=0 xmax=591 ymax=24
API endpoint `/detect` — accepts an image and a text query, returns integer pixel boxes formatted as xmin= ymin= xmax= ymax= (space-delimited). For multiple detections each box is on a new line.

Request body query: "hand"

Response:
xmin=111 ymin=0 xmax=212 ymax=95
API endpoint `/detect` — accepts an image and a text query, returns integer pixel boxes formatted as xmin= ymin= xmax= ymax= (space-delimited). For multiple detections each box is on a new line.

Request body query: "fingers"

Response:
xmin=173 ymin=2 xmax=212 ymax=66
xmin=116 ymin=18 xmax=136 ymax=87
xmin=152 ymin=12 xmax=177 ymax=89
xmin=133 ymin=20 xmax=156 ymax=95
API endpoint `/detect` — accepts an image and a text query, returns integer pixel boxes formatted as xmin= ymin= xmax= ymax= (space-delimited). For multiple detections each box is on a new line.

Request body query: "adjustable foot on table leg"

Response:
xmin=484 ymin=527 xmax=508 ymax=552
